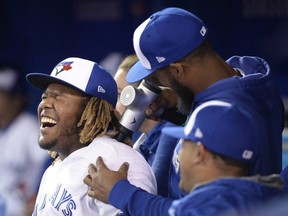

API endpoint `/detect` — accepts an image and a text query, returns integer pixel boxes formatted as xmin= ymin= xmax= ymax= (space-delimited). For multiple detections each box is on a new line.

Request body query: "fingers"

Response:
xmin=118 ymin=162 xmax=129 ymax=177
xmin=146 ymin=89 xmax=179 ymax=117
xmin=87 ymin=188 xmax=95 ymax=198
xmin=146 ymin=99 xmax=166 ymax=116
xmin=87 ymin=187 xmax=96 ymax=197
xmin=87 ymin=156 xmax=108 ymax=177
xmin=83 ymin=157 xmax=129 ymax=203
xmin=83 ymin=174 xmax=92 ymax=186
xmin=87 ymin=163 xmax=97 ymax=177
xmin=96 ymin=156 xmax=107 ymax=171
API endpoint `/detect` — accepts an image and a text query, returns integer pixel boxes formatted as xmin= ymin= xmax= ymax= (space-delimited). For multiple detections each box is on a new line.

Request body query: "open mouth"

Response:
xmin=41 ymin=116 xmax=57 ymax=128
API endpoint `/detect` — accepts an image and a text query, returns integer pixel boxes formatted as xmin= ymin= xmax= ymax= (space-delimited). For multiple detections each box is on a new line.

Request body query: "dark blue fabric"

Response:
xmin=280 ymin=166 xmax=288 ymax=192
xmin=131 ymin=131 xmax=142 ymax=144
xmin=169 ymin=178 xmax=284 ymax=216
xmin=138 ymin=121 xmax=168 ymax=165
xmin=151 ymin=122 xmax=179 ymax=196
xmin=193 ymin=56 xmax=284 ymax=175
xmin=248 ymin=195 xmax=288 ymax=216
xmin=109 ymin=180 xmax=173 ymax=216
xmin=137 ymin=121 xmax=179 ymax=196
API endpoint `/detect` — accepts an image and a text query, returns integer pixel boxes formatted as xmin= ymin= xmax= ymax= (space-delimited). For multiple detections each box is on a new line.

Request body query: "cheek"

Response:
xmin=61 ymin=106 xmax=81 ymax=123
xmin=179 ymin=157 xmax=189 ymax=191
xmin=179 ymin=149 xmax=189 ymax=176
xmin=155 ymin=75 xmax=170 ymax=87
xmin=37 ymin=102 xmax=43 ymax=114
xmin=179 ymin=152 xmax=188 ymax=174
xmin=179 ymin=148 xmax=195 ymax=192
xmin=179 ymin=144 xmax=195 ymax=178
xmin=57 ymin=107 xmax=82 ymax=135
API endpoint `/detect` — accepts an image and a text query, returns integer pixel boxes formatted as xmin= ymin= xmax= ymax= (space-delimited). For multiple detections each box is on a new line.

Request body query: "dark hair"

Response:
xmin=210 ymin=149 xmax=252 ymax=175
xmin=180 ymin=39 xmax=213 ymax=62
xmin=0 ymin=62 xmax=27 ymax=96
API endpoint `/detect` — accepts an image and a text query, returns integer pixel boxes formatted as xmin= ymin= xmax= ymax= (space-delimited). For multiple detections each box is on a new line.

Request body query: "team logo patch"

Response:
xmin=200 ymin=26 xmax=207 ymax=36
xmin=156 ymin=56 xmax=165 ymax=63
xmin=55 ymin=61 xmax=73 ymax=76
xmin=98 ymin=85 xmax=106 ymax=93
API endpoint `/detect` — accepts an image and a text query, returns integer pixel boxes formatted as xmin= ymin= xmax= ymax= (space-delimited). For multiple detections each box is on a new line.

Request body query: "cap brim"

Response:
xmin=162 ymin=126 xmax=188 ymax=140
xmin=26 ymin=73 xmax=84 ymax=94
xmin=126 ymin=61 xmax=155 ymax=84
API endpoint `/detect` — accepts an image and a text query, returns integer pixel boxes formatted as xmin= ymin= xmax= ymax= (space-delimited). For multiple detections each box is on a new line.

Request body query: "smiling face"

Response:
xmin=37 ymin=83 xmax=88 ymax=159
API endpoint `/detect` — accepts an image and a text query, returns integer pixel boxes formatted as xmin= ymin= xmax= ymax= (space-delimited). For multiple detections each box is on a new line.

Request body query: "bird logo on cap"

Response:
xmin=55 ymin=61 xmax=73 ymax=76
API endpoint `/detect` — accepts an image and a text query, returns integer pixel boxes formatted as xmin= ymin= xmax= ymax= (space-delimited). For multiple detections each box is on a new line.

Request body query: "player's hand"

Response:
xmin=145 ymin=88 xmax=179 ymax=121
xmin=83 ymin=156 xmax=129 ymax=203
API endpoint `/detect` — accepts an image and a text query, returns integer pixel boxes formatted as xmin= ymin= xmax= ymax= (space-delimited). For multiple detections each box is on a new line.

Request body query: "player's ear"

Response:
xmin=169 ymin=62 xmax=185 ymax=79
xmin=194 ymin=143 xmax=209 ymax=164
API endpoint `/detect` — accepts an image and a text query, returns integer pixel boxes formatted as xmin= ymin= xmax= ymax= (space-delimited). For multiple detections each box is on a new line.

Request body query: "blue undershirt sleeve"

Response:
xmin=109 ymin=179 xmax=174 ymax=216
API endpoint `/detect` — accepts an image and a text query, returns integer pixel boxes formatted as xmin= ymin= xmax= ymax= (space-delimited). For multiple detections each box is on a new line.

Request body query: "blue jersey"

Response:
xmin=138 ymin=121 xmax=179 ymax=196
xmin=109 ymin=56 xmax=284 ymax=216
xmin=169 ymin=176 xmax=284 ymax=216
xmin=192 ymin=56 xmax=284 ymax=175
xmin=137 ymin=121 xmax=168 ymax=165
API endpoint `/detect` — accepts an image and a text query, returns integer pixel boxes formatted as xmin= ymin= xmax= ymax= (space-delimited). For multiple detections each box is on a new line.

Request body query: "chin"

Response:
xmin=39 ymin=138 xmax=56 ymax=151
xmin=179 ymin=180 xmax=192 ymax=193
xmin=177 ymin=96 xmax=193 ymax=115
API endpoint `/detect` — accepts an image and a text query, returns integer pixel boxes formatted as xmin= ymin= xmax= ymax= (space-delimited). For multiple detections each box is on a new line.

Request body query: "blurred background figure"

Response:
xmin=0 ymin=195 xmax=6 ymax=216
xmin=0 ymin=63 xmax=49 ymax=216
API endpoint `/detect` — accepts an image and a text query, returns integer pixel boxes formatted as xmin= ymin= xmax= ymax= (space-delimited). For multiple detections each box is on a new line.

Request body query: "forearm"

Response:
xmin=109 ymin=180 xmax=173 ymax=216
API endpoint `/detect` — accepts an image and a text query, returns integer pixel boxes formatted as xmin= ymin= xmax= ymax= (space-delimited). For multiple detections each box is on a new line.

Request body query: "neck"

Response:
xmin=190 ymin=53 xmax=240 ymax=94
xmin=58 ymin=138 xmax=87 ymax=161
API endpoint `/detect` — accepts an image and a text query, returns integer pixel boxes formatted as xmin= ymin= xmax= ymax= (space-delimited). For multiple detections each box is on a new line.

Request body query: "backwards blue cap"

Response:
xmin=127 ymin=7 xmax=208 ymax=83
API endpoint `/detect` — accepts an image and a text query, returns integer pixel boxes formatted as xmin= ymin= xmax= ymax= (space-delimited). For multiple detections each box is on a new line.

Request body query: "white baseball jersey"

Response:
xmin=33 ymin=135 xmax=157 ymax=216
xmin=0 ymin=112 xmax=49 ymax=216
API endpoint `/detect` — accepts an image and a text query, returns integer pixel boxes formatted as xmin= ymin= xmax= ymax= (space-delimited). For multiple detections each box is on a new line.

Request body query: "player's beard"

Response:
xmin=172 ymin=80 xmax=194 ymax=115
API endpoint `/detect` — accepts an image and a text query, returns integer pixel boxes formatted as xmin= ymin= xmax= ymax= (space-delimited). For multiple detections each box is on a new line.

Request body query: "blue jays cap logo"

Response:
xmin=55 ymin=61 xmax=73 ymax=76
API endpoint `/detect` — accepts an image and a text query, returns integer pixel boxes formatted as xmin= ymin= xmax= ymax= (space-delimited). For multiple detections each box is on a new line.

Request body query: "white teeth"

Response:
xmin=41 ymin=117 xmax=57 ymax=125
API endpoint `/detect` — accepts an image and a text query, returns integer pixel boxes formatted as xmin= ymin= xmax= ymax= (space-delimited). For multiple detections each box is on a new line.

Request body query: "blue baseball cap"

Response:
xmin=126 ymin=7 xmax=208 ymax=83
xmin=26 ymin=57 xmax=117 ymax=107
xmin=162 ymin=100 xmax=257 ymax=163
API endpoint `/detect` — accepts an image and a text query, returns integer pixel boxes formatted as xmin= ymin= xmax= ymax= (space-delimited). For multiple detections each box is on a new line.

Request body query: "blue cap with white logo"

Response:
xmin=126 ymin=7 xmax=208 ymax=83
xmin=162 ymin=100 xmax=257 ymax=163
xmin=26 ymin=57 xmax=117 ymax=107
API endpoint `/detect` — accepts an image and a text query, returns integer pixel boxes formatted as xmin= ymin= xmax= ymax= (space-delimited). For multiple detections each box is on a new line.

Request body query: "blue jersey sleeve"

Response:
xmin=109 ymin=180 xmax=173 ymax=216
